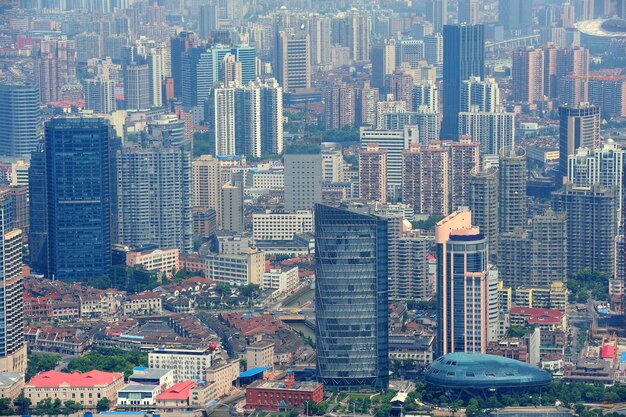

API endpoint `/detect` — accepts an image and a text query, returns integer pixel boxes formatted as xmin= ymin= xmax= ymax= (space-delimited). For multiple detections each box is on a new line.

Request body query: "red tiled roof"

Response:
xmin=156 ymin=380 xmax=196 ymax=400
xmin=509 ymin=307 xmax=563 ymax=318
xmin=27 ymin=370 xmax=123 ymax=388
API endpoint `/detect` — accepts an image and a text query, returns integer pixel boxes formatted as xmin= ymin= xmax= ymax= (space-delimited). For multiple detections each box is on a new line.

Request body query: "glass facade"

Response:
xmin=45 ymin=117 xmax=112 ymax=281
xmin=314 ymin=204 xmax=389 ymax=389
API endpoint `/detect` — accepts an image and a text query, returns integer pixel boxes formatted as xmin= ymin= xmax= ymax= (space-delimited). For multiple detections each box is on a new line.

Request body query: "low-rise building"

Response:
xmin=512 ymin=282 xmax=567 ymax=312
xmin=155 ymin=380 xmax=196 ymax=411
xmin=0 ymin=372 xmax=25 ymax=400
xmin=509 ymin=307 xmax=566 ymax=332
xmin=149 ymin=347 xmax=213 ymax=383
xmin=128 ymin=367 xmax=174 ymax=391
xmin=252 ymin=210 xmax=313 ymax=241
xmin=388 ymin=334 xmax=434 ymax=366
xmin=262 ymin=266 xmax=299 ymax=294
xmin=246 ymin=342 xmax=275 ymax=371
xmin=204 ymin=251 xmax=265 ymax=287
xmin=126 ymin=247 xmax=180 ymax=279
xmin=122 ymin=292 xmax=163 ymax=315
xmin=24 ymin=370 xmax=124 ymax=409
xmin=205 ymin=360 xmax=239 ymax=398
xmin=245 ymin=372 xmax=323 ymax=412
xmin=117 ymin=384 xmax=161 ymax=410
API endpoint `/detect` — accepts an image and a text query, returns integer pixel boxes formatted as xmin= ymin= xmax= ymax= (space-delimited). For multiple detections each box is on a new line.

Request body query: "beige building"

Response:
xmin=0 ymin=372 xmax=25 ymax=400
xmin=252 ymin=210 xmax=313 ymax=241
xmin=512 ymin=47 xmax=544 ymax=103
xmin=359 ymin=143 xmax=388 ymax=203
xmin=24 ymin=370 xmax=124 ymax=408
xmin=122 ymin=291 xmax=163 ymax=315
xmin=262 ymin=266 xmax=299 ymax=294
xmin=126 ymin=247 xmax=180 ymax=279
xmin=204 ymin=250 xmax=265 ymax=286
xmin=205 ymin=360 xmax=239 ymax=398
xmin=402 ymin=142 xmax=449 ymax=216
xmin=149 ymin=348 xmax=213 ymax=383
xmin=246 ymin=341 xmax=275 ymax=370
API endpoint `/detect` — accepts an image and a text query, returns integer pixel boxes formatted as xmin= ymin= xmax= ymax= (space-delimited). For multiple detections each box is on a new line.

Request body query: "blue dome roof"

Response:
xmin=425 ymin=353 xmax=552 ymax=389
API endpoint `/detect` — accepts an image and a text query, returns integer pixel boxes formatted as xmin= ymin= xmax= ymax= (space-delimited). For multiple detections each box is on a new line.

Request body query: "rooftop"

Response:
xmin=156 ymin=380 xmax=196 ymax=400
xmin=0 ymin=372 xmax=23 ymax=386
xmin=27 ymin=370 xmax=123 ymax=388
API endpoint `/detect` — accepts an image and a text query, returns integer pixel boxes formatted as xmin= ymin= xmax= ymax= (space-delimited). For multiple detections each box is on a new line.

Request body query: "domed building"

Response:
xmin=575 ymin=19 xmax=626 ymax=52
xmin=425 ymin=353 xmax=552 ymax=390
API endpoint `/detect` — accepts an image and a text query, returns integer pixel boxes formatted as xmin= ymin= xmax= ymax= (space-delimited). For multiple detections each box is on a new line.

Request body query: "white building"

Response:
xmin=460 ymin=76 xmax=500 ymax=113
xmin=284 ymin=153 xmax=322 ymax=211
xmin=148 ymin=348 xmax=213 ymax=383
xmin=252 ymin=210 xmax=313 ymax=241
xmin=458 ymin=109 xmax=515 ymax=155
xmin=321 ymin=149 xmax=344 ymax=183
xmin=262 ymin=266 xmax=299 ymax=293
xmin=117 ymin=384 xmax=161 ymax=409
xmin=412 ymin=81 xmax=439 ymax=113
xmin=204 ymin=251 xmax=265 ymax=286
xmin=248 ymin=169 xmax=284 ymax=189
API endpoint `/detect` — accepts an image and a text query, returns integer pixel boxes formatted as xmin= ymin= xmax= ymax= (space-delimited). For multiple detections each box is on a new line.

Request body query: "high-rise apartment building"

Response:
xmin=588 ymin=75 xmax=626 ymax=118
xmin=309 ymin=14 xmax=332 ymax=70
xmin=347 ymin=11 xmax=371 ymax=62
xmin=458 ymin=109 xmax=515 ymax=155
xmin=459 ymin=0 xmax=479 ymax=24
xmin=442 ymin=24 xmax=485 ymax=139
xmin=382 ymin=110 xmax=441 ymax=145
xmin=220 ymin=181 xmax=244 ymax=233
xmin=181 ymin=47 xmax=212 ymax=109
xmin=284 ymin=153 xmax=322 ymax=211
xmin=124 ymin=63 xmax=150 ymax=110
xmin=512 ymin=47 xmax=545 ymax=103
xmin=412 ymin=82 xmax=439 ymax=113
xmin=355 ymin=85 xmax=379 ymax=127
xmin=469 ymin=167 xmax=499 ymax=257
xmin=325 ymin=83 xmax=355 ymax=130
xmin=40 ymin=117 xmax=112 ymax=281
xmin=116 ymin=143 xmax=192 ymax=253
xmin=315 ymin=204 xmax=389 ymax=390
xmin=385 ymin=71 xmax=414 ymax=109
xmin=359 ymin=144 xmax=388 ymax=203
xmin=498 ymin=0 xmax=534 ymax=34
xmin=222 ymin=54 xmax=242 ymax=85
xmin=198 ymin=3 xmax=219 ymax=39
xmin=559 ymin=102 xmax=601 ymax=180
xmin=84 ymin=78 xmax=116 ymax=114
xmin=450 ymin=136 xmax=480 ymax=211
xmin=37 ymin=39 xmax=77 ymax=103
xmin=147 ymin=52 xmax=163 ymax=108
xmin=259 ymin=79 xmax=284 ymax=155
xmin=211 ymin=85 xmax=236 ymax=156
xmin=402 ymin=142 xmax=450 ymax=216
xmin=275 ymin=31 xmax=311 ymax=92
xmin=553 ymin=183 xmax=617 ymax=276
xmin=192 ymin=155 xmax=222 ymax=212
xmin=234 ymin=84 xmax=261 ymax=158
xmin=559 ymin=75 xmax=588 ymax=108
xmin=371 ymin=39 xmax=396 ymax=90
xmin=0 ymin=83 xmax=42 ymax=158
xmin=544 ymin=45 xmax=589 ymax=100
xmin=460 ymin=76 xmax=500 ymax=113
xmin=436 ymin=211 xmax=496 ymax=356
xmin=498 ymin=147 xmax=528 ymax=234
xmin=170 ymin=32 xmax=195 ymax=98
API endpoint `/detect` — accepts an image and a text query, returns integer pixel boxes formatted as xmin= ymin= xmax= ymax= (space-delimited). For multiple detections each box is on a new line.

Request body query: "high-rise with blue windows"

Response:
xmin=315 ymin=204 xmax=389 ymax=389
xmin=231 ymin=46 xmax=257 ymax=84
xmin=43 ymin=117 xmax=113 ymax=281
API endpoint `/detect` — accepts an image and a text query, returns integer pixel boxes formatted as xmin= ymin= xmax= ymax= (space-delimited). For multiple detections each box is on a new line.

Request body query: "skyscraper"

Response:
xmin=347 ymin=11 xmax=371 ymax=62
xmin=402 ymin=142 xmax=450 ymax=216
xmin=459 ymin=0 xmax=479 ymax=24
xmin=559 ymin=102 xmax=601 ymax=180
xmin=259 ymin=79 xmax=284 ymax=155
xmin=499 ymin=0 xmax=534 ymax=34
xmin=442 ymin=24 xmax=485 ymax=139
xmin=309 ymin=14 xmax=332 ymax=70
xmin=371 ymin=39 xmax=396 ymax=90
xmin=275 ymin=31 xmax=311 ymax=92
xmin=147 ymin=52 xmax=163 ymax=108
xmin=0 ymin=83 xmax=42 ymax=158
xmin=512 ymin=47 xmax=544 ymax=104
xmin=359 ymin=143 xmax=388 ymax=203
xmin=84 ymin=78 xmax=116 ymax=114
xmin=325 ymin=83 xmax=355 ymax=130
xmin=211 ymin=85 xmax=236 ymax=156
xmin=28 ymin=144 xmax=48 ymax=276
xmin=124 ymin=63 xmax=150 ymax=110
xmin=450 ymin=136 xmax=480 ymax=211
xmin=460 ymin=76 xmax=500 ymax=113
xmin=315 ymin=204 xmax=389 ymax=389
xmin=498 ymin=147 xmax=528 ymax=234
xmin=436 ymin=210 xmax=496 ymax=356
xmin=199 ymin=3 xmax=218 ymax=39
xmin=412 ymin=81 xmax=439 ymax=113
xmin=170 ymin=32 xmax=195 ymax=99
xmin=284 ymin=153 xmax=322 ymax=211
xmin=43 ymin=117 xmax=112 ymax=281
xmin=428 ymin=0 xmax=448 ymax=32
xmin=234 ymin=84 xmax=261 ymax=158
xmin=469 ymin=167 xmax=499 ymax=257
xmin=458 ymin=109 xmax=515 ymax=155
xmin=116 ymin=142 xmax=193 ymax=253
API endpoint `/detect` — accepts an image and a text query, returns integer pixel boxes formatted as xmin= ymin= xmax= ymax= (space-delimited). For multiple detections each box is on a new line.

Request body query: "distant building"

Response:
xmin=498 ymin=147 xmax=528 ymax=234
xmin=559 ymin=103 xmax=600 ymax=181
xmin=275 ymin=31 xmax=311 ymax=92
xmin=402 ymin=142 xmax=449 ymax=216
xmin=252 ymin=210 xmax=313 ymax=241
xmin=0 ymin=83 xmax=42 ymax=158
xmin=247 ymin=342 xmax=275 ymax=370
xmin=126 ymin=247 xmax=180 ymax=279
xmin=204 ymin=251 xmax=265 ymax=286
xmin=284 ymin=153 xmax=322 ymax=211
xmin=246 ymin=372 xmax=323 ymax=412
xmin=149 ymin=348 xmax=214 ymax=383
xmin=359 ymin=143 xmax=388 ymax=203
xmin=469 ymin=167 xmax=499 ymax=257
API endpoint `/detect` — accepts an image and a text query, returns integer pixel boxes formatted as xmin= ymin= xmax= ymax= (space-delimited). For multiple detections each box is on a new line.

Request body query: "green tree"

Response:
xmin=0 ymin=398 xmax=14 ymax=416
xmin=215 ymin=282 xmax=232 ymax=295
xmin=65 ymin=348 xmax=148 ymax=379
xmin=241 ymin=284 xmax=260 ymax=298
xmin=63 ymin=400 xmax=83 ymax=415
xmin=27 ymin=352 xmax=61 ymax=379
xmin=466 ymin=398 xmax=480 ymax=417
xmin=96 ymin=398 xmax=111 ymax=412
xmin=14 ymin=395 xmax=31 ymax=415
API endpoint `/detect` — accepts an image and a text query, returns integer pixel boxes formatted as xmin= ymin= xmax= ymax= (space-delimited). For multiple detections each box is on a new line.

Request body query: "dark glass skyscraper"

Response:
xmin=44 ymin=117 xmax=112 ymax=281
xmin=0 ymin=83 xmax=42 ymax=158
xmin=315 ymin=204 xmax=389 ymax=389
xmin=441 ymin=24 xmax=484 ymax=140
xmin=28 ymin=143 xmax=48 ymax=276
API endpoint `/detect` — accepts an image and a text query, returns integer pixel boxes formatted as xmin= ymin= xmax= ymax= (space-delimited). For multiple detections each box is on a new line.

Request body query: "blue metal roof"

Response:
xmin=239 ymin=366 xmax=271 ymax=378
xmin=620 ymin=352 xmax=626 ymax=362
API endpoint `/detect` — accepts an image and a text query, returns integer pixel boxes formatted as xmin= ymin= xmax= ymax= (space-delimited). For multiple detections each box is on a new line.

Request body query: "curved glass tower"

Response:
xmin=314 ymin=204 xmax=389 ymax=390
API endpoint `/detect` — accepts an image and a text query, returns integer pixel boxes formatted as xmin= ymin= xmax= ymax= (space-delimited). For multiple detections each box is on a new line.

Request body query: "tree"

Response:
xmin=96 ymin=398 xmax=111 ymax=412
xmin=27 ymin=352 xmax=61 ymax=380
xmin=0 ymin=398 xmax=14 ymax=416
xmin=287 ymin=408 xmax=300 ymax=417
xmin=466 ymin=398 xmax=480 ymax=417
xmin=63 ymin=400 xmax=82 ymax=415
xmin=241 ymin=284 xmax=260 ymax=298
xmin=316 ymin=401 xmax=329 ymax=415
xmin=215 ymin=282 xmax=231 ymax=295
xmin=14 ymin=395 xmax=31 ymax=415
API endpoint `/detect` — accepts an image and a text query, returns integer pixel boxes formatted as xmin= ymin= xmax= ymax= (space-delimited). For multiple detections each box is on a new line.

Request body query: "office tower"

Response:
xmin=361 ymin=127 xmax=419 ymax=199
xmin=388 ymin=222 xmax=433 ymax=301
xmin=84 ymin=78 xmax=116 ymax=114
xmin=222 ymin=54 xmax=242 ymax=85
xmin=124 ymin=63 xmax=150 ymax=110
xmin=325 ymin=84 xmax=355 ymax=130
xmin=499 ymin=210 xmax=568 ymax=289
xmin=181 ymin=47 xmax=212 ymax=109
xmin=559 ymin=103 xmax=601 ymax=180
xmin=212 ymin=85 xmax=236 ymax=156
xmin=469 ymin=167 xmax=499 ymax=257
xmin=559 ymin=75 xmax=588 ymax=108
xmin=359 ymin=144 xmax=388 ymax=203
xmin=170 ymin=32 xmax=195 ymax=98
xmin=234 ymin=84 xmax=261 ymax=158
xmin=442 ymin=24 xmax=485 ymax=139
xmin=356 ymin=84 xmax=380 ymax=127
xmin=574 ymin=0 xmax=595 ymax=20
xmin=284 ymin=153 xmax=322 ymax=211
xmin=499 ymin=0 xmax=534 ymax=34
xmin=436 ymin=210 xmax=495 ymax=356
xmin=459 ymin=0 xmax=479 ymax=24
xmin=412 ymin=82 xmax=439 ymax=113
xmin=499 ymin=147 xmax=528 ymax=234
xmin=275 ymin=31 xmax=311 ymax=92
xmin=402 ymin=143 xmax=450 ymax=216
xmin=116 ymin=143 xmax=193 ymax=253
xmin=321 ymin=148 xmax=344 ymax=183
xmin=0 ymin=191 xmax=26 ymax=373
xmin=37 ymin=39 xmax=77 ymax=103
xmin=0 ymin=83 xmax=42 ymax=158
xmin=230 ymin=47 xmax=257 ymax=85
xmin=347 ymin=11 xmax=371 ymax=62
xmin=147 ymin=53 xmax=163 ymax=108
xmin=309 ymin=14 xmax=332 ymax=70
xmin=553 ymin=183 xmax=617 ymax=276
xmin=315 ymin=204 xmax=389 ymax=390
xmin=28 ymin=145 xmax=47 ymax=275
xmin=43 ymin=117 xmax=112 ymax=281
xmin=259 ymin=79 xmax=284 ymax=155
xmin=512 ymin=47 xmax=545 ymax=103
xmin=220 ymin=181 xmax=244 ymax=233
xmin=192 ymin=155 xmax=224 ymax=221
xmin=588 ymin=76 xmax=626 ymax=118
xmin=562 ymin=1 xmax=575 ymax=28
xmin=450 ymin=136 xmax=480 ymax=211
xmin=424 ymin=34 xmax=443 ymax=68
xmin=460 ymin=76 xmax=500 ymax=113
xmin=458 ymin=109 xmax=515 ymax=155
xmin=428 ymin=0 xmax=448 ymax=32
xmin=377 ymin=101 xmax=407 ymax=129
xmin=199 ymin=3 xmax=218 ymax=39
xmin=371 ymin=39 xmax=396 ymax=90
xmin=397 ymin=39 xmax=425 ymax=69
xmin=382 ymin=109 xmax=441 ymax=145
xmin=75 ymin=32 xmax=102 ymax=63
xmin=385 ymin=71 xmax=414 ymax=109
